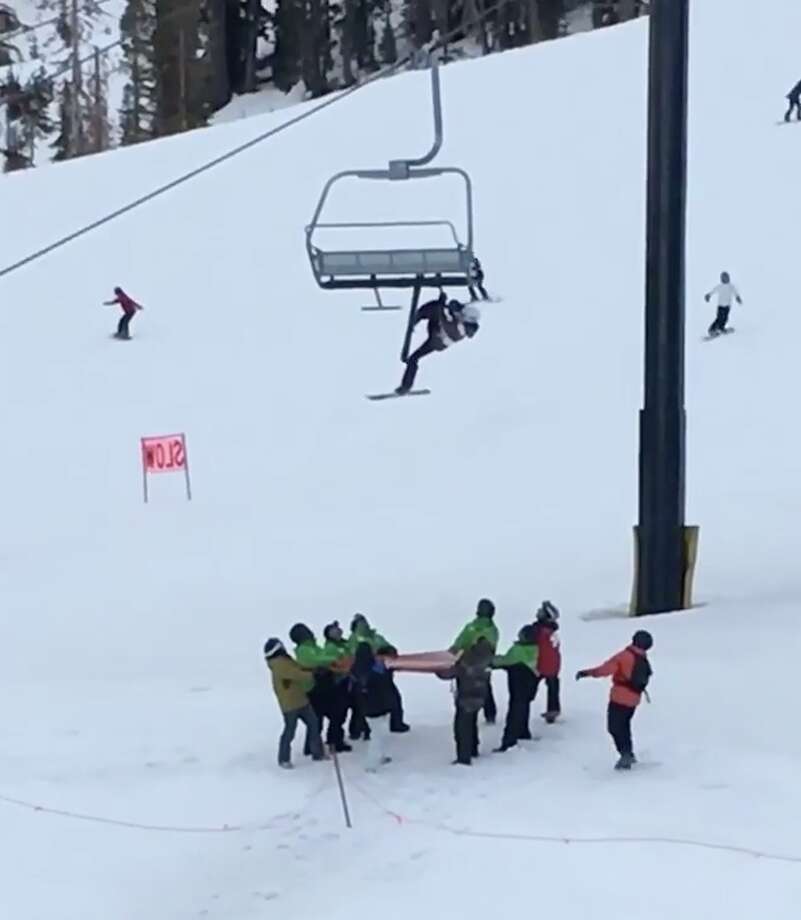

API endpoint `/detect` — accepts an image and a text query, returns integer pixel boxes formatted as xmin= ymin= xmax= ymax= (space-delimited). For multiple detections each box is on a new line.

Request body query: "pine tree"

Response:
xmin=300 ymin=0 xmax=332 ymax=97
xmin=153 ymin=0 xmax=207 ymax=135
xmin=272 ymin=0 xmax=303 ymax=92
xmin=238 ymin=0 xmax=267 ymax=94
xmin=39 ymin=0 xmax=106 ymax=160
xmin=406 ymin=0 xmax=434 ymax=50
xmin=1 ymin=69 xmax=55 ymax=171
xmin=196 ymin=0 xmax=232 ymax=113
xmin=378 ymin=3 xmax=397 ymax=65
xmin=352 ymin=0 xmax=378 ymax=71
xmin=119 ymin=0 xmax=157 ymax=146
xmin=334 ymin=0 xmax=357 ymax=86
xmin=86 ymin=45 xmax=111 ymax=153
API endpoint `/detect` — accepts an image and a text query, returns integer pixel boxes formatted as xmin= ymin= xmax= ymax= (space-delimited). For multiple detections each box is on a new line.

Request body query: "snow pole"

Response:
xmin=330 ymin=746 xmax=353 ymax=829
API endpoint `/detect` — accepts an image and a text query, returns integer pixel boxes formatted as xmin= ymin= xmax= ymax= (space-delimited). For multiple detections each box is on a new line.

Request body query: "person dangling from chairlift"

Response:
xmin=396 ymin=292 xmax=481 ymax=395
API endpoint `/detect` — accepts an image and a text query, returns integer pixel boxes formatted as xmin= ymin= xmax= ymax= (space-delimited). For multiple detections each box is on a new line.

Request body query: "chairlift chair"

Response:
xmin=305 ymin=54 xmax=476 ymax=360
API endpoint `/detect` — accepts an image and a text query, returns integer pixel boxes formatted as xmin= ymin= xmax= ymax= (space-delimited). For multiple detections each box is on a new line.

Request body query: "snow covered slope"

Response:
xmin=2 ymin=1 xmax=801 ymax=918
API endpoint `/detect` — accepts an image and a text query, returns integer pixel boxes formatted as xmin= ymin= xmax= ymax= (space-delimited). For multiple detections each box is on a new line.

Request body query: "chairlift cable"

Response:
xmin=0 ymin=0 xmax=510 ymax=281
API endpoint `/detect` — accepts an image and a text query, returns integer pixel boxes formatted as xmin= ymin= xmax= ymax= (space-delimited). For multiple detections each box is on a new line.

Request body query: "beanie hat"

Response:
xmin=518 ymin=625 xmax=536 ymax=644
xmin=351 ymin=613 xmax=369 ymax=632
xmin=289 ymin=623 xmax=314 ymax=645
xmin=632 ymin=629 xmax=653 ymax=651
xmin=476 ymin=598 xmax=495 ymax=619
xmin=263 ymin=637 xmax=285 ymax=659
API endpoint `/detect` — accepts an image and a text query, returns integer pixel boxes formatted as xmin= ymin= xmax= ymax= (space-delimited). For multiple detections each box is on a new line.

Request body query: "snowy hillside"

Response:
xmin=2 ymin=1 xmax=801 ymax=919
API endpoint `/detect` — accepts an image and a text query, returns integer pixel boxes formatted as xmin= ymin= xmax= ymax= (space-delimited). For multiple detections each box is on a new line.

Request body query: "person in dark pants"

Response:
xmin=104 ymin=286 xmax=143 ymax=339
xmin=492 ymin=626 xmax=539 ymax=751
xmin=350 ymin=643 xmax=396 ymax=772
xmin=322 ymin=621 xmax=353 ymax=751
xmin=264 ymin=638 xmax=324 ymax=768
xmin=576 ymin=630 xmax=654 ymax=770
xmin=784 ymin=79 xmax=801 ymax=122
xmin=531 ymin=600 xmax=562 ymax=723
xmin=396 ymin=295 xmax=480 ymax=394
xmin=347 ymin=613 xmax=409 ymax=734
xmin=450 ymin=598 xmax=499 ymax=724
xmin=468 ymin=257 xmax=490 ymax=302
xmin=704 ymin=271 xmax=742 ymax=337
xmin=449 ymin=638 xmax=495 ymax=765
xmin=290 ymin=622 xmax=351 ymax=753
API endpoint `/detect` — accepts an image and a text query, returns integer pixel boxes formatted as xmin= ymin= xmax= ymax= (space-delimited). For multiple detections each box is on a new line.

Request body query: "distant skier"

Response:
xmin=468 ymin=256 xmax=490 ymax=302
xmin=704 ymin=271 xmax=742 ymax=337
xmin=575 ymin=630 xmax=653 ymax=770
xmin=784 ymin=78 xmax=801 ymax=122
xmin=396 ymin=293 xmax=480 ymax=394
xmin=104 ymin=286 xmax=143 ymax=340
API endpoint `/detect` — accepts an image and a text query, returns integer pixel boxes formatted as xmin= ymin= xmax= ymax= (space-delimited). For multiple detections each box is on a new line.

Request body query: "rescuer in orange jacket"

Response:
xmin=576 ymin=630 xmax=653 ymax=770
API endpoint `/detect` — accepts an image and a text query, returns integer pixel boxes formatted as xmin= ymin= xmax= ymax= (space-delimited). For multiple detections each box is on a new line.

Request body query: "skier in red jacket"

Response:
xmin=576 ymin=630 xmax=653 ymax=770
xmin=531 ymin=601 xmax=562 ymax=723
xmin=104 ymin=286 xmax=143 ymax=340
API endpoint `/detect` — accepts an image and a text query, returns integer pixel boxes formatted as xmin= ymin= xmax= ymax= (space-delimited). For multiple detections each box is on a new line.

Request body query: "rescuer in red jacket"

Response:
xmin=104 ymin=286 xmax=143 ymax=340
xmin=531 ymin=601 xmax=562 ymax=723
xmin=576 ymin=630 xmax=653 ymax=770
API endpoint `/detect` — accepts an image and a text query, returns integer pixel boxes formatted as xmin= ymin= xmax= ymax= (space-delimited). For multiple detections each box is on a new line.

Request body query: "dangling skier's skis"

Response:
xmin=366 ymin=389 xmax=431 ymax=401
xmin=702 ymin=328 xmax=735 ymax=342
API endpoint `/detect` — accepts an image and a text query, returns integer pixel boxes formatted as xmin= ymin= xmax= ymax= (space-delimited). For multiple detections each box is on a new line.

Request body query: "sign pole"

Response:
xmin=141 ymin=440 xmax=149 ymax=504
xmin=182 ymin=434 xmax=192 ymax=501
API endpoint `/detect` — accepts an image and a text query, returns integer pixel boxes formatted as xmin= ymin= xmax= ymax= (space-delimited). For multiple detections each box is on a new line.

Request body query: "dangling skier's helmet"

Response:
xmin=720 ymin=271 xmax=730 ymax=284
xmin=461 ymin=303 xmax=481 ymax=327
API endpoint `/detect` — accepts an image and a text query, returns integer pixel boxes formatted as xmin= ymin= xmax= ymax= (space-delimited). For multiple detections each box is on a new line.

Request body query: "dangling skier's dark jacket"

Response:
xmin=788 ymin=79 xmax=801 ymax=101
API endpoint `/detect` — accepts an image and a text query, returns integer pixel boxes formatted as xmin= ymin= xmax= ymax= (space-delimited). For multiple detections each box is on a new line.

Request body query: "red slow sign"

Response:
xmin=141 ymin=434 xmax=186 ymax=474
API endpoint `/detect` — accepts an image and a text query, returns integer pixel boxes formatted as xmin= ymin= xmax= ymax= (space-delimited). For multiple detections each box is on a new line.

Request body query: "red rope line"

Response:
xmin=0 ymin=792 xmax=314 ymax=835
xmin=347 ymin=784 xmax=801 ymax=865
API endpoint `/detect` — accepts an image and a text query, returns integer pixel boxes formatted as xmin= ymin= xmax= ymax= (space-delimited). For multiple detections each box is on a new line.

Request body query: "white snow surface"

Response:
xmin=2 ymin=1 xmax=801 ymax=918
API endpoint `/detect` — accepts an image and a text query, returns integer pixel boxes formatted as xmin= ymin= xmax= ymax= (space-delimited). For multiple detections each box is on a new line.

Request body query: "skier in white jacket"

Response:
xmin=704 ymin=272 xmax=742 ymax=336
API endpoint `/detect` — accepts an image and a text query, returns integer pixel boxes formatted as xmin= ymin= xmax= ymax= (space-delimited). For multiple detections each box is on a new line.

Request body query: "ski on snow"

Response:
xmin=702 ymin=328 xmax=735 ymax=342
xmin=366 ymin=389 xmax=431 ymax=401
